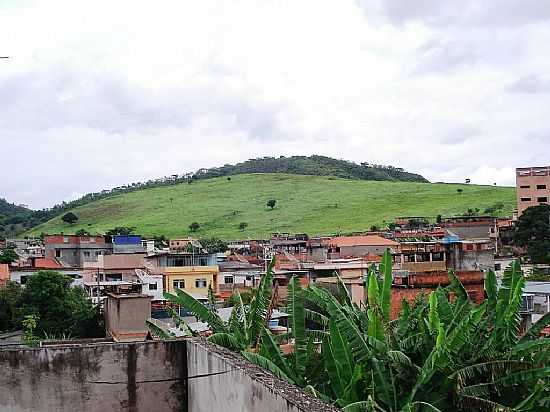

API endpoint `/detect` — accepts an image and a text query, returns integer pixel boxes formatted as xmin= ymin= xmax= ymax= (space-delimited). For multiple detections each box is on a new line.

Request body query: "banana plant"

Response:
xmin=243 ymin=276 xmax=328 ymax=389
xmin=163 ymin=257 xmax=276 ymax=351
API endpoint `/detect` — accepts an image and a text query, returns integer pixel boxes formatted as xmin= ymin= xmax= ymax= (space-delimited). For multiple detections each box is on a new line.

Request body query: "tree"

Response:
xmin=514 ymin=204 xmax=550 ymax=263
xmin=267 ymin=199 xmax=277 ymax=210
xmin=189 ymin=222 xmax=200 ymax=232
xmin=106 ymin=226 xmax=135 ymax=236
xmin=239 ymin=222 xmax=248 ymax=231
xmin=61 ymin=212 xmax=78 ymax=225
xmin=0 ymin=281 xmax=23 ymax=331
xmin=436 ymin=214 xmax=442 ymax=224
xmin=20 ymin=271 xmax=103 ymax=338
xmin=201 ymin=238 xmax=227 ymax=253
xmin=0 ymin=248 xmax=18 ymax=264
xmin=75 ymin=229 xmax=89 ymax=236
xmin=457 ymin=188 xmax=463 ymax=194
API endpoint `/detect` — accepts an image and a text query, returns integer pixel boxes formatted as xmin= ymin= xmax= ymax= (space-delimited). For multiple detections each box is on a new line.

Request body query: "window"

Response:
xmin=95 ymin=251 xmax=102 ymax=256
xmin=148 ymin=283 xmax=158 ymax=290
xmin=105 ymin=273 xmax=122 ymax=281
xmin=55 ymin=249 xmax=61 ymax=258
xmin=84 ymin=251 xmax=91 ymax=257
xmin=195 ymin=278 xmax=207 ymax=288
xmin=520 ymin=197 xmax=532 ymax=202
xmin=538 ymin=197 xmax=548 ymax=203
xmin=465 ymin=244 xmax=474 ymax=251
xmin=519 ymin=185 xmax=530 ymax=189
xmin=63 ymin=236 xmax=69 ymax=243
xmin=537 ymin=184 xmax=547 ymax=190
xmin=89 ymin=237 xmax=96 ymax=243
xmin=173 ymin=280 xmax=185 ymax=289
xmin=224 ymin=276 xmax=234 ymax=284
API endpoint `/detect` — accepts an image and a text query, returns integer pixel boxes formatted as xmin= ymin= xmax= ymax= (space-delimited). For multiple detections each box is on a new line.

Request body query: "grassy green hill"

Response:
xmin=28 ymin=174 xmax=516 ymax=239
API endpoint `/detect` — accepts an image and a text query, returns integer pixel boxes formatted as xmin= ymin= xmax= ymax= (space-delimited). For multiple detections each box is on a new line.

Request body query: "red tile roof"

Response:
xmin=330 ymin=235 xmax=399 ymax=248
xmin=34 ymin=258 xmax=63 ymax=269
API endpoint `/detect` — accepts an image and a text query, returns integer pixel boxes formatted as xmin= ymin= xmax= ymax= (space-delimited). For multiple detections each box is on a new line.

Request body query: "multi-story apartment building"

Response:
xmin=516 ymin=166 xmax=550 ymax=215
xmin=44 ymin=235 xmax=112 ymax=267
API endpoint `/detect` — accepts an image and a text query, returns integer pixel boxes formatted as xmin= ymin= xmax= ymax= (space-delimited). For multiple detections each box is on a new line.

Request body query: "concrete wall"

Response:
xmin=186 ymin=339 xmax=338 ymax=412
xmin=1 ymin=339 xmax=338 ymax=412
xmin=0 ymin=341 xmax=187 ymax=412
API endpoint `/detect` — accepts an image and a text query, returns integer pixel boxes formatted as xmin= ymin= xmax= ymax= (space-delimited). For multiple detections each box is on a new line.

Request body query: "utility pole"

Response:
xmin=96 ymin=267 xmax=101 ymax=309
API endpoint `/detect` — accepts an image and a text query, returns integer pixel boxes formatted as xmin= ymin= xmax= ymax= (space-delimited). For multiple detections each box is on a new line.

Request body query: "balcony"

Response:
xmin=400 ymin=261 xmax=447 ymax=273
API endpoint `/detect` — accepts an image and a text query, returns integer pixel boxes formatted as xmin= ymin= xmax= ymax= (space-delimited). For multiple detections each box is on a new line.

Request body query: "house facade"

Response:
xmin=516 ymin=166 xmax=550 ymax=215
xmin=44 ymin=235 xmax=112 ymax=267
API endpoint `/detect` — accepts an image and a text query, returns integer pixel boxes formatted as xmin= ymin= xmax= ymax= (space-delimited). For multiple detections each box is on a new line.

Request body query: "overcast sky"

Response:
xmin=1 ymin=1 xmax=549 ymax=209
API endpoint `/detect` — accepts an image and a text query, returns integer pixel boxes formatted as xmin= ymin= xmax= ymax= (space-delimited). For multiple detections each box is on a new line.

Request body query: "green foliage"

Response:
xmin=20 ymin=271 xmax=103 ymax=338
xmin=239 ymin=222 xmax=248 ymax=231
xmin=22 ymin=314 xmax=40 ymax=347
xmin=106 ymin=226 xmax=135 ymax=236
xmin=163 ymin=258 xmax=277 ymax=351
xmin=267 ymin=199 xmax=277 ymax=210
xmin=188 ymin=221 xmax=200 ymax=232
xmin=27 ymin=174 xmax=515 ymax=239
xmin=514 ymin=204 xmax=550 ymax=263
xmin=0 ymin=281 xmax=23 ymax=331
xmin=246 ymin=255 xmax=549 ymax=411
xmin=200 ymin=237 xmax=227 ymax=253
xmin=61 ymin=212 xmax=78 ymax=225
xmin=0 ymin=247 xmax=19 ymax=264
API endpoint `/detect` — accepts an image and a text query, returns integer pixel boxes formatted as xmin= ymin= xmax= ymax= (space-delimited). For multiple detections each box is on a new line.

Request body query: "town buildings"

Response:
xmin=44 ymin=234 xmax=112 ymax=267
xmin=516 ymin=166 xmax=550 ymax=215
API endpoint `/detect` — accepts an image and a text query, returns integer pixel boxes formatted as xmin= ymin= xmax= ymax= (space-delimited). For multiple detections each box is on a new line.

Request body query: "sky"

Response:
xmin=1 ymin=0 xmax=549 ymax=209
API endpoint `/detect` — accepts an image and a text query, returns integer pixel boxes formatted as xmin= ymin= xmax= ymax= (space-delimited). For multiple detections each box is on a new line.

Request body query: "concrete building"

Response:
xmin=218 ymin=261 xmax=262 ymax=299
xmin=164 ymin=266 xmax=219 ymax=297
xmin=10 ymin=267 xmax=86 ymax=288
xmin=44 ymin=235 xmax=112 ymax=267
xmin=135 ymin=269 xmax=164 ymax=301
xmin=441 ymin=216 xmax=495 ymax=241
xmin=516 ymin=166 xmax=550 ymax=215
xmin=169 ymin=238 xmax=202 ymax=253
xmin=112 ymin=235 xmax=146 ymax=254
xmin=5 ymin=238 xmax=44 ymax=261
xmin=328 ymin=235 xmax=399 ymax=258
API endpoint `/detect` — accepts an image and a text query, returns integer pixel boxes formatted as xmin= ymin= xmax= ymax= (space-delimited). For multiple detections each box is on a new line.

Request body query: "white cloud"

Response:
xmin=0 ymin=0 xmax=549 ymax=208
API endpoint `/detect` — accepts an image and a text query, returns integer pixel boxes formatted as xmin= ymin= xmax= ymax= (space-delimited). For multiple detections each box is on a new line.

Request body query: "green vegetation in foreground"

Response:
xmin=29 ymin=174 xmax=515 ymax=239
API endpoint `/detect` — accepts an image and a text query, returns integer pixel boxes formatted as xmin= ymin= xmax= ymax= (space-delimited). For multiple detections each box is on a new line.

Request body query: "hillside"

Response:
xmin=193 ymin=155 xmax=428 ymax=183
xmin=28 ymin=174 xmax=516 ymax=239
xmin=0 ymin=199 xmax=33 ymax=238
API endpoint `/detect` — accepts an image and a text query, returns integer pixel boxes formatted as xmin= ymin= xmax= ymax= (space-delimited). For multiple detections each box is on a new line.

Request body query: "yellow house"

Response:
xmin=164 ymin=266 xmax=219 ymax=297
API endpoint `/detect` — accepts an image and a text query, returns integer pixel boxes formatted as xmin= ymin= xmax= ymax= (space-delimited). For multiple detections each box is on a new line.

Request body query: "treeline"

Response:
xmin=192 ymin=155 xmax=428 ymax=183
xmin=2 ymin=155 xmax=427 ymax=237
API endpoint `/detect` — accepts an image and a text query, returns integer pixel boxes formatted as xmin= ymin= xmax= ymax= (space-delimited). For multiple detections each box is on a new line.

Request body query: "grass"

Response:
xmin=28 ymin=173 xmax=516 ymax=240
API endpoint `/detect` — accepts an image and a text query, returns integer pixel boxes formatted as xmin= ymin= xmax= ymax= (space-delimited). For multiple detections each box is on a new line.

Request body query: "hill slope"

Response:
xmin=0 ymin=199 xmax=33 ymax=237
xmin=28 ymin=174 xmax=516 ymax=239
xmin=193 ymin=155 xmax=428 ymax=183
